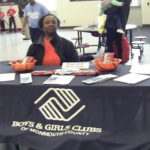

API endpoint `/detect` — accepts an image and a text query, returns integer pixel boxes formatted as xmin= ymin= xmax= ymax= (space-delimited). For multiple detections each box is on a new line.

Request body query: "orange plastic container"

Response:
xmin=10 ymin=59 xmax=36 ymax=72
xmin=93 ymin=58 xmax=120 ymax=72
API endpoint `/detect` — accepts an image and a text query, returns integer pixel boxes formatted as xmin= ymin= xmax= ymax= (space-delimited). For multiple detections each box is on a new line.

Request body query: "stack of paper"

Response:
xmin=114 ymin=73 xmax=150 ymax=84
xmin=43 ymin=75 xmax=75 ymax=85
xmin=0 ymin=73 xmax=15 ymax=82
xmin=130 ymin=64 xmax=150 ymax=74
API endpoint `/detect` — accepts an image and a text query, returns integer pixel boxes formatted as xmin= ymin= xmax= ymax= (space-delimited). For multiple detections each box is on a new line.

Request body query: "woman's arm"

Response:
xmin=66 ymin=42 xmax=79 ymax=62
xmin=26 ymin=44 xmax=36 ymax=57
xmin=61 ymin=38 xmax=79 ymax=62
xmin=26 ymin=44 xmax=44 ymax=65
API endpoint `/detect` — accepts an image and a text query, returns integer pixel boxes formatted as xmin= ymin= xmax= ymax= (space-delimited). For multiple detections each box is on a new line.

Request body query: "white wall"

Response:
xmin=1 ymin=0 xmax=143 ymax=29
xmin=56 ymin=0 xmax=99 ymax=27
xmin=141 ymin=0 xmax=150 ymax=25
xmin=131 ymin=0 xmax=140 ymax=6
xmin=56 ymin=0 xmax=142 ymax=27
xmin=128 ymin=6 xmax=142 ymax=26
xmin=36 ymin=0 xmax=56 ymax=11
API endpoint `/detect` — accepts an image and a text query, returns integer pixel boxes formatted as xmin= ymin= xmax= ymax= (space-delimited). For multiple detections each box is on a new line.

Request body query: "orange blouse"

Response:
xmin=42 ymin=39 xmax=61 ymax=66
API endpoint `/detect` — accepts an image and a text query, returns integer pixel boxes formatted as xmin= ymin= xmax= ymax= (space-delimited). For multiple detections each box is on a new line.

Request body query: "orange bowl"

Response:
xmin=10 ymin=59 xmax=37 ymax=72
xmin=93 ymin=58 xmax=120 ymax=71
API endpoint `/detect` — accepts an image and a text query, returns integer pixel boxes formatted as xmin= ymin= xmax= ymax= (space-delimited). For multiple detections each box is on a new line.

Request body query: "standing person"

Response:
xmin=27 ymin=14 xmax=79 ymax=65
xmin=7 ymin=5 xmax=17 ymax=32
xmin=99 ymin=0 xmax=125 ymax=34
xmin=104 ymin=0 xmax=132 ymax=60
xmin=0 ymin=7 xmax=5 ymax=33
xmin=18 ymin=0 xmax=30 ymax=40
xmin=22 ymin=0 xmax=49 ymax=43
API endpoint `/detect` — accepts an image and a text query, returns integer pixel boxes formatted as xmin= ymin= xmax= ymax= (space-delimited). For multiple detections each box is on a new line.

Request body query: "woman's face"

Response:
xmin=42 ymin=15 xmax=57 ymax=36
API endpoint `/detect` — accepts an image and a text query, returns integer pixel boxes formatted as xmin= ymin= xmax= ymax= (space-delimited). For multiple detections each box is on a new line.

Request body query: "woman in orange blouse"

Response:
xmin=27 ymin=14 xmax=79 ymax=65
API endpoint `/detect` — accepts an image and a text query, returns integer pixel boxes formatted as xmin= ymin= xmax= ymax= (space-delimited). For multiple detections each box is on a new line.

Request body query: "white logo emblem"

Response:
xmin=34 ymin=88 xmax=85 ymax=122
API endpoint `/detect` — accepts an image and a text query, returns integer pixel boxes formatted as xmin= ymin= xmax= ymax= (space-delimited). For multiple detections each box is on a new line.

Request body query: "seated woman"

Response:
xmin=26 ymin=14 xmax=79 ymax=65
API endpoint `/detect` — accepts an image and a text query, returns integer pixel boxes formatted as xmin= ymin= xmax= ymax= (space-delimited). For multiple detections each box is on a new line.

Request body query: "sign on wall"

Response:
xmin=0 ymin=0 xmax=17 ymax=6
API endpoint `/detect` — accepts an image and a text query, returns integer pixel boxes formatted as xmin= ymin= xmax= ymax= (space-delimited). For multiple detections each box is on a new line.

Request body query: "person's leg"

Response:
xmin=111 ymin=14 xmax=122 ymax=29
xmin=20 ymin=17 xmax=23 ymax=28
xmin=20 ymin=17 xmax=30 ymax=39
xmin=1 ymin=20 xmax=5 ymax=32
xmin=0 ymin=20 xmax=2 ymax=31
xmin=29 ymin=27 xmax=43 ymax=43
xmin=25 ymin=24 xmax=30 ymax=39
xmin=12 ymin=17 xmax=16 ymax=32
xmin=115 ymin=32 xmax=123 ymax=59
xmin=109 ymin=14 xmax=124 ymax=34
xmin=105 ymin=28 xmax=116 ymax=53
xmin=29 ymin=27 xmax=34 ymax=42
xmin=9 ymin=17 xmax=12 ymax=32
xmin=115 ymin=16 xmax=124 ymax=34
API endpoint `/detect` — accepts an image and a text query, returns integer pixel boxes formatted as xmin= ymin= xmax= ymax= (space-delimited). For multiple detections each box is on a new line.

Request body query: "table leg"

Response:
xmin=129 ymin=29 xmax=134 ymax=59
xmin=79 ymin=31 xmax=82 ymax=44
xmin=77 ymin=31 xmax=80 ymax=45
xmin=129 ymin=29 xmax=133 ymax=45
xmin=77 ymin=31 xmax=82 ymax=53
xmin=97 ymin=36 xmax=101 ymax=51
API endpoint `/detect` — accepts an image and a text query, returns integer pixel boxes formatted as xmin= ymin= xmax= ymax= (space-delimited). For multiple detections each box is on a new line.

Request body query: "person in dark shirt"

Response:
xmin=99 ymin=0 xmax=125 ymax=34
xmin=105 ymin=0 xmax=132 ymax=60
xmin=27 ymin=14 xmax=79 ymax=65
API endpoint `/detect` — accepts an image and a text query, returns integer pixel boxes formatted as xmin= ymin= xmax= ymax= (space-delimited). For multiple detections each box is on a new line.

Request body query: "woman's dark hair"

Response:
xmin=38 ymin=13 xmax=61 ymax=29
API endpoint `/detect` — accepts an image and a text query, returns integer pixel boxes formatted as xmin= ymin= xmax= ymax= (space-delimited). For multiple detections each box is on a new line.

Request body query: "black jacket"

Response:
xmin=105 ymin=0 xmax=132 ymax=30
xmin=27 ymin=34 xmax=79 ymax=65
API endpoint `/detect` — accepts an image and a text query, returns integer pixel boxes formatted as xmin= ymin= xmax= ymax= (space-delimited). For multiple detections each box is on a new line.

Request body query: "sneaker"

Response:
xmin=117 ymin=29 xmax=124 ymax=34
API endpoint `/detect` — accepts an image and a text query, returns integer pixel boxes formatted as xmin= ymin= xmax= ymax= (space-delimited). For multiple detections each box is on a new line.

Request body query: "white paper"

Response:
xmin=43 ymin=75 xmax=75 ymax=85
xmin=55 ymin=68 xmax=79 ymax=75
xmin=0 ymin=73 xmax=15 ymax=82
xmin=20 ymin=73 xmax=32 ymax=84
xmin=82 ymin=74 xmax=118 ymax=84
xmin=114 ymin=73 xmax=150 ymax=84
xmin=130 ymin=64 xmax=150 ymax=74
xmin=62 ymin=62 xmax=90 ymax=69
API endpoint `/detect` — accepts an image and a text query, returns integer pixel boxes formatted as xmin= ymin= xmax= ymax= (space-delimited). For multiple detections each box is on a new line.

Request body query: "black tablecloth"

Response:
xmin=0 ymin=64 xmax=150 ymax=150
